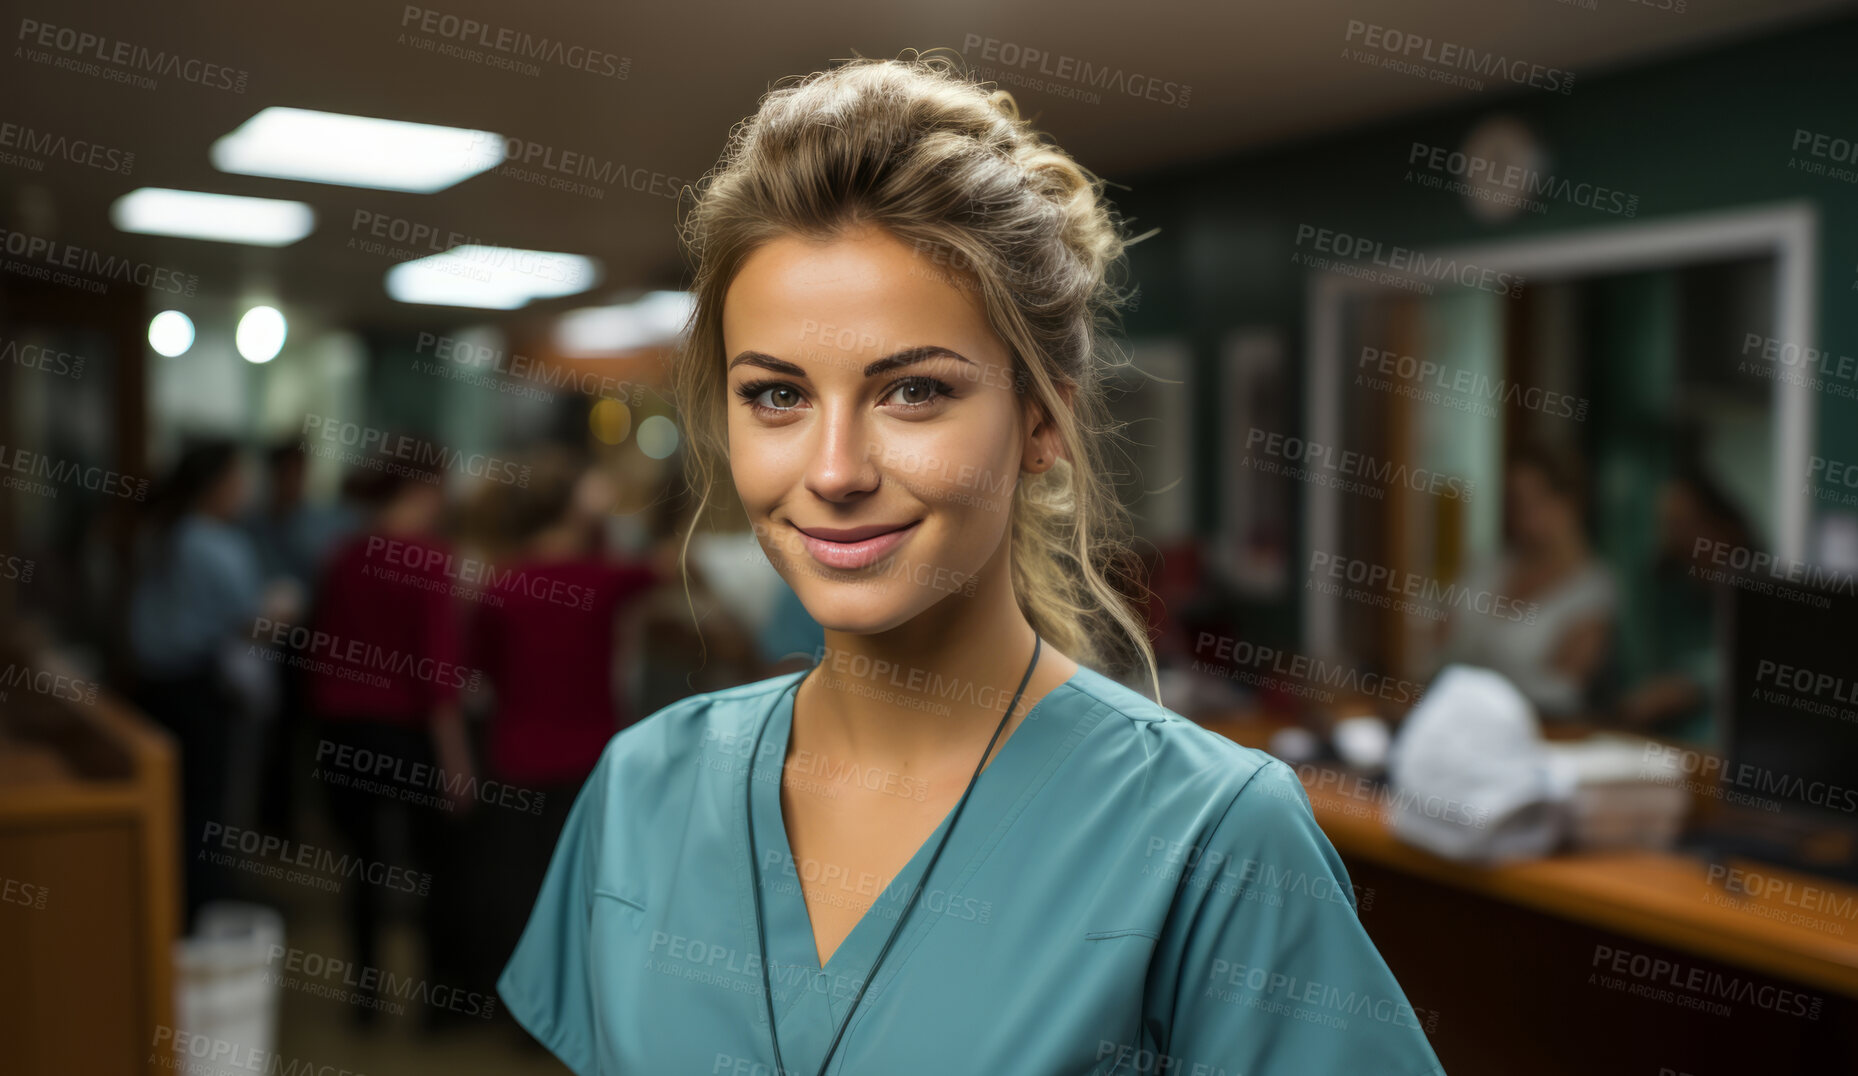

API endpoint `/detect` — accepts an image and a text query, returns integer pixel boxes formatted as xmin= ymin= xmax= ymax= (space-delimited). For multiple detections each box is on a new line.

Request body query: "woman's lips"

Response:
xmin=793 ymin=520 xmax=921 ymax=571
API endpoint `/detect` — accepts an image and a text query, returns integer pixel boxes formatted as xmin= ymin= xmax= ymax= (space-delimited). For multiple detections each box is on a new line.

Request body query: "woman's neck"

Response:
xmin=792 ymin=567 xmax=1080 ymax=776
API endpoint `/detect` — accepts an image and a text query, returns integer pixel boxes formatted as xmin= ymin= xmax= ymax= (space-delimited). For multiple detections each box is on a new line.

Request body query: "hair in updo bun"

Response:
xmin=673 ymin=50 xmax=1159 ymax=696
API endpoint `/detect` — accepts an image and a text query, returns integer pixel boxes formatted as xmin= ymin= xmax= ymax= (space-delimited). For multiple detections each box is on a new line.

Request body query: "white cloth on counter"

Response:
xmin=1385 ymin=664 xmax=1574 ymax=863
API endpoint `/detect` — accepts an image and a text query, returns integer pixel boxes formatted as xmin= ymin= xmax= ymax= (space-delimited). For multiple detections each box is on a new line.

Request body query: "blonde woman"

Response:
xmin=500 ymin=54 xmax=1445 ymax=1076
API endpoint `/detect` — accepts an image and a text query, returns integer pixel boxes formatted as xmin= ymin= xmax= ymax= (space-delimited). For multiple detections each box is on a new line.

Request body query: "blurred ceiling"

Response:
xmin=0 ymin=0 xmax=1846 ymax=336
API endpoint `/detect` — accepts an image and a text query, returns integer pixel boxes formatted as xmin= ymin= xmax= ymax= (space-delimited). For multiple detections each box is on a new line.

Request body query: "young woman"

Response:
xmin=1437 ymin=442 xmax=1616 ymax=719
xmin=500 ymin=55 xmax=1446 ymax=1076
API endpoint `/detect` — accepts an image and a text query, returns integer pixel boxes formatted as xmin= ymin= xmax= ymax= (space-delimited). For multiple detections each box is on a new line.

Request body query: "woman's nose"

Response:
xmin=803 ymin=403 xmax=881 ymax=503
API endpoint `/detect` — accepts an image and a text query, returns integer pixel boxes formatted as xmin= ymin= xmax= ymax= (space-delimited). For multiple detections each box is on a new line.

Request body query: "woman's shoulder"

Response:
xmin=589 ymin=669 xmax=809 ymax=782
xmin=1063 ymin=664 xmax=1299 ymax=815
xmin=176 ymin=514 xmax=261 ymax=584
xmin=180 ymin=512 xmax=256 ymax=556
xmin=1059 ymin=668 xmax=1337 ymax=907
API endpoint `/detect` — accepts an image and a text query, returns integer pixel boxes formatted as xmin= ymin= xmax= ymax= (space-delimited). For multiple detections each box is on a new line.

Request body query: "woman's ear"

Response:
xmin=1021 ymin=381 xmax=1076 ymax=475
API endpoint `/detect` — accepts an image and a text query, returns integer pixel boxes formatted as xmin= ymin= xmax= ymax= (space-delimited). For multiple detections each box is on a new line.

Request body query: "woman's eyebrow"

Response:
xmin=727 ymin=345 xmax=975 ymax=378
xmin=727 ymin=351 xmax=806 ymax=376
xmin=862 ymin=346 xmax=974 ymax=377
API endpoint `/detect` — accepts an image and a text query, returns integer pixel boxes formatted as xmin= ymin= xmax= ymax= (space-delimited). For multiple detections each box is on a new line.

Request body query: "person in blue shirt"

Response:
xmin=500 ymin=54 xmax=1446 ymax=1076
xmin=131 ymin=441 xmax=266 ymax=683
xmin=128 ymin=439 xmax=266 ymax=925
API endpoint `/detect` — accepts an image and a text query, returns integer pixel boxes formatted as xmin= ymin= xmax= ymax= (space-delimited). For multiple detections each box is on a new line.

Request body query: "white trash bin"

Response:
xmin=170 ymin=902 xmax=285 ymax=1075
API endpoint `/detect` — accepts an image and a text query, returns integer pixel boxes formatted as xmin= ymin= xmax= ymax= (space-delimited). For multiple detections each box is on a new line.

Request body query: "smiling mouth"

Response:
xmin=790 ymin=520 xmax=922 ymax=571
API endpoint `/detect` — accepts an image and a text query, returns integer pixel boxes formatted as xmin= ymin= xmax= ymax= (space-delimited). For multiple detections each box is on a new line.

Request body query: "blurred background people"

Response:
xmin=1609 ymin=461 xmax=1756 ymax=743
xmin=465 ymin=446 xmax=660 ymax=995
xmin=245 ymin=441 xmax=363 ymax=840
xmin=1437 ymin=442 xmax=1617 ymax=718
xmin=128 ymin=438 xmax=267 ymax=926
xmin=304 ymin=457 xmax=477 ymax=1028
xmin=247 ymin=441 xmax=362 ymax=607
xmin=632 ymin=492 xmax=774 ymax=711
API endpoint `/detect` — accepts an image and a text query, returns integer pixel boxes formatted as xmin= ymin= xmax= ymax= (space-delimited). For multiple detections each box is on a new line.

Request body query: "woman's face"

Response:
xmin=571 ymin=468 xmax=617 ymax=521
xmin=723 ymin=224 xmax=1049 ymax=634
xmin=1505 ymin=463 xmax=1574 ymax=548
xmin=206 ymin=459 xmax=249 ymax=520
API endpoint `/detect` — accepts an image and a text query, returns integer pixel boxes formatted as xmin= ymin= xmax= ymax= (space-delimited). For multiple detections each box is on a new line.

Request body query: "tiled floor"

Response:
xmin=175 ymin=788 xmax=571 ymax=1076
xmin=266 ymin=910 xmax=570 ymax=1076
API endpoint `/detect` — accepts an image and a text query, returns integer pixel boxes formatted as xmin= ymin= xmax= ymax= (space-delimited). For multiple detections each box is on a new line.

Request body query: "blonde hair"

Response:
xmin=671 ymin=51 xmax=1159 ymax=698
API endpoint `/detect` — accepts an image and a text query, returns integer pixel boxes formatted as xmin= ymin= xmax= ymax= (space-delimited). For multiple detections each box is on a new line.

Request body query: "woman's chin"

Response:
xmin=791 ymin=586 xmax=921 ymax=635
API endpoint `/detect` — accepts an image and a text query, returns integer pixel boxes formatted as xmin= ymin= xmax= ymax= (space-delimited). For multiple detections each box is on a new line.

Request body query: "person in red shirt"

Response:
xmin=304 ymin=458 xmax=479 ymax=1028
xmin=466 ymin=448 xmax=659 ymax=995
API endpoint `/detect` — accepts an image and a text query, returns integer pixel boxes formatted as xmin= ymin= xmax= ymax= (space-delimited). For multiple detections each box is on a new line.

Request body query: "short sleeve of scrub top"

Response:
xmin=499 ymin=665 xmax=1448 ymax=1076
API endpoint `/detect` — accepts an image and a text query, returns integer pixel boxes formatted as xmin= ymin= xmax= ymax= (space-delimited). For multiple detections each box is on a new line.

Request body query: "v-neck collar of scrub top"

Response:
xmin=743 ymin=665 xmax=1092 ymax=1075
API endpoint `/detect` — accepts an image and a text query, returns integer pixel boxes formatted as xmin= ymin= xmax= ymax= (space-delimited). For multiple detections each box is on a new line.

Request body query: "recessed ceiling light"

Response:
xmin=148 ymin=310 xmax=195 ymax=357
xmin=237 ymin=306 xmax=287 ymax=363
xmin=112 ymin=188 xmax=315 ymax=246
xmin=212 ymin=106 xmax=504 ymax=193
xmin=555 ymin=291 xmax=696 ymax=356
xmin=385 ymin=246 xmax=602 ymax=309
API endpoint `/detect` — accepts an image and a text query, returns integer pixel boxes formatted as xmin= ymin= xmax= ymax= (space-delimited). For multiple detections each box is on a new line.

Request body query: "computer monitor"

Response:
xmin=1717 ymin=571 xmax=1858 ymax=878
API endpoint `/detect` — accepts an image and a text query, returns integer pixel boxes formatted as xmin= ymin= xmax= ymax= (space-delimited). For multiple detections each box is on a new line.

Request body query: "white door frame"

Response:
xmin=1302 ymin=201 xmax=1820 ymax=656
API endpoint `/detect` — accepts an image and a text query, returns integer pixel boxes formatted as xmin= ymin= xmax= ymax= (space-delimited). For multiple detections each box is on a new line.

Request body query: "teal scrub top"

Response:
xmin=498 ymin=663 xmax=1449 ymax=1076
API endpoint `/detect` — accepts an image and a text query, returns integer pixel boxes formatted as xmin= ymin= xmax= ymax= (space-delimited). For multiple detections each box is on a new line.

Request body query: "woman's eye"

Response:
xmin=735 ymin=376 xmax=952 ymax=414
xmin=882 ymin=376 xmax=953 ymax=409
xmin=759 ymin=385 xmax=802 ymax=409
xmin=736 ymin=380 xmax=804 ymax=412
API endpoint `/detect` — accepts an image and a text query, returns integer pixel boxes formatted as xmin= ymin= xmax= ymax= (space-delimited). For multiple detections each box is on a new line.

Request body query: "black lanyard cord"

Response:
xmin=746 ymin=634 xmax=1044 ymax=1076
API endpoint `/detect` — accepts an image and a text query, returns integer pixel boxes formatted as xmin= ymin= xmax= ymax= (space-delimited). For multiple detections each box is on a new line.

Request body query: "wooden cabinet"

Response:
xmin=0 ymin=657 xmax=178 ymax=1076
